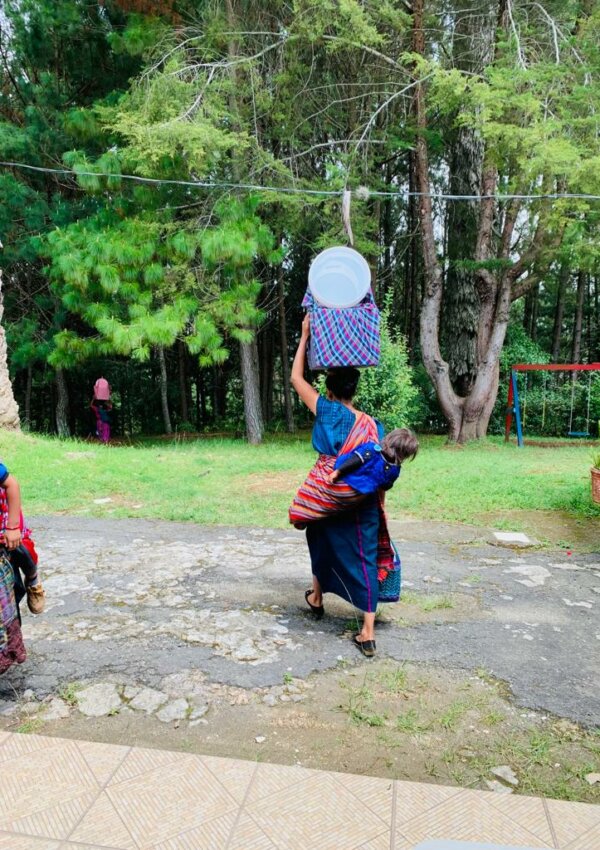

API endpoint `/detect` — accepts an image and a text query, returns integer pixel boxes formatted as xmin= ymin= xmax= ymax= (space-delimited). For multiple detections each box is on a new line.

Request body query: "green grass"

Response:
xmin=1 ymin=431 xmax=598 ymax=529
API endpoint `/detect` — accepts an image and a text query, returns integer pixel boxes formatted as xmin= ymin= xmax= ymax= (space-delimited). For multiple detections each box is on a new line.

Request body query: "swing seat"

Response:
xmin=568 ymin=431 xmax=590 ymax=438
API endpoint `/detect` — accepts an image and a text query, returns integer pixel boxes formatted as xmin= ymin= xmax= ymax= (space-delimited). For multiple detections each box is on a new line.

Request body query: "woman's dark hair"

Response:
xmin=325 ymin=367 xmax=360 ymax=401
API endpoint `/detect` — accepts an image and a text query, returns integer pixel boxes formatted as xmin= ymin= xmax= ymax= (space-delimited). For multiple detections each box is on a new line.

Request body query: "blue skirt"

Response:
xmin=306 ymin=498 xmax=379 ymax=613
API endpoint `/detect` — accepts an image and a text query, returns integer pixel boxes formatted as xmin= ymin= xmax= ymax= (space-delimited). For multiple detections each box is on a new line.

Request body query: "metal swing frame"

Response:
xmin=505 ymin=363 xmax=600 ymax=447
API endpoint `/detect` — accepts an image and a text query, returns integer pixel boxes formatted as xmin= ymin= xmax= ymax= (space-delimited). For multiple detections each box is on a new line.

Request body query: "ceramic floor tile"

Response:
xmin=333 ymin=771 xmax=394 ymax=826
xmin=0 ymin=833 xmax=60 ymax=849
xmin=69 ymin=792 xmax=136 ymax=849
xmin=394 ymin=779 xmax=462 ymax=829
xmin=60 ymin=844 xmax=128 ymax=850
xmin=0 ymin=738 xmax=100 ymax=824
xmin=106 ymin=756 xmax=238 ymax=848
xmin=244 ymin=761 xmax=316 ymax=806
xmin=546 ymin=798 xmax=600 ymax=849
xmin=201 ymin=754 xmax=257 ymax=804
xmin=356 ymin=831 xmax=391 ymax=849
xmin=147 ymin=811 xmax=237 ymax=850
xmin=487 ymin=793 xmax=555 ymax=845
xmin=247 ymin=771 xmax=387 ymax=850
xmin=563 ymin=820 xmax=600 ymax=850
xmin=108 ymin=745 xmax=184 ymax=786
xmin=398 ymin=788 xmax=553 ymax=848
xmin=76 ymin=740 xmax=130 ymax=786
xmin=2 ymin=791 xmax=98 ymax=841
xmin=228 ymin=812 xmax=278 ymax=850
xmin=0 ymin=731 xmax=56 ymax=763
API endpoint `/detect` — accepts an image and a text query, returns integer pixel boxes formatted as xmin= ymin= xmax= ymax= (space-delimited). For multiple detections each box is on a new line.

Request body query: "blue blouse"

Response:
xmin=312 ymin=396 xmax=384 ymax=456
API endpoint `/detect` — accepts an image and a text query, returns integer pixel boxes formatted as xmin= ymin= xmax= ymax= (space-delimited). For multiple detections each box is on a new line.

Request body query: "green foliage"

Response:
xmin=354 ymin=312 xmax=419 ymax=431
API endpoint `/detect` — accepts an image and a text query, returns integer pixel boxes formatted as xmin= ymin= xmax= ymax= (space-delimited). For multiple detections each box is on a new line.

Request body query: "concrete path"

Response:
xmin=1 ymin=516 xmax=598 ymax=728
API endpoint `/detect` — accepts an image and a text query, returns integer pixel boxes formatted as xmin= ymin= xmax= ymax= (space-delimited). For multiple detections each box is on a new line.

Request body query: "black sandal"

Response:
xmin=304 ymin=589 xmax=324 ymax=619
xmin=353 ymin=634 xmax=376 ymax=657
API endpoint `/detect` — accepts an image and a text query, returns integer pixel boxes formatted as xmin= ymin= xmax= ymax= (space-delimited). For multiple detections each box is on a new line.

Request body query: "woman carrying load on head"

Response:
xmin=289 ymin=315 xmax=396 ymax=657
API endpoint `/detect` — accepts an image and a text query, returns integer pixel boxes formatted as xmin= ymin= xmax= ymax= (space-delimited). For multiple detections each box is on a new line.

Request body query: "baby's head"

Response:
xmin=381 ymin=428 xmax=419 ymax=465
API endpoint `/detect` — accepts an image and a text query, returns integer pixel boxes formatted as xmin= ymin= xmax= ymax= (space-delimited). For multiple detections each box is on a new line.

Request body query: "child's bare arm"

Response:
xmin=3 ymin=474 xmax=22 ymax=549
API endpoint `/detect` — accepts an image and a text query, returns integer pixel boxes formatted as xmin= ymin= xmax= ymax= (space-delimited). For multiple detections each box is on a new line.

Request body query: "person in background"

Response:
xmin=90 ymin=398 xmax=112 ymax=444
xmin=0 ymin=461 xmax=45 ymax=615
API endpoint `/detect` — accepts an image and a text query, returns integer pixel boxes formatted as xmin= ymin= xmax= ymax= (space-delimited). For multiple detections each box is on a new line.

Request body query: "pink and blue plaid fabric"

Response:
xmin=302 ymin=290 xmax=380 ymax=369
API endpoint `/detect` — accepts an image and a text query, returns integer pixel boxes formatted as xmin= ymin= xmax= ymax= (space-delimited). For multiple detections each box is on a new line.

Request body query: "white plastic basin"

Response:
xmin=308 ymin=246 xmax=371 ymax=308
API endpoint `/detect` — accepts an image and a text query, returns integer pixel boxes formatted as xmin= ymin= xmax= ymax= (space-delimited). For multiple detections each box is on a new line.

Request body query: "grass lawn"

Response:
xmin=1 ymin=430 xmax=598 ymax=540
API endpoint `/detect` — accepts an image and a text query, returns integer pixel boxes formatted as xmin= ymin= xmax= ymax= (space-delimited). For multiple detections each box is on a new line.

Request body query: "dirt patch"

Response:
xmin=477 ymin=509 xmax=600 ymax=550
xmin=380 ymin=592 xmax=482 ymax=627
xmin=7 ymin=661 xmax=598 ymax=803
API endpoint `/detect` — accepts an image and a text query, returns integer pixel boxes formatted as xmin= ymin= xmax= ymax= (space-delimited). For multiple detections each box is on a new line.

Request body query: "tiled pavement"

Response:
xmin=0 ymin=732 xmax=598 ymax=850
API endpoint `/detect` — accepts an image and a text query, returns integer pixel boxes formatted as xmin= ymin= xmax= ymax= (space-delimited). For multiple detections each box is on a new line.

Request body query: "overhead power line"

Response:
xmin=2 ymin=160 xmax=600 ymax=202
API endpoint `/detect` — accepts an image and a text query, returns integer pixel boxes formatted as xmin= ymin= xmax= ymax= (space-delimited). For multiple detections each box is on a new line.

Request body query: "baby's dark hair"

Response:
xmin=381 ymin=428 xmax=418 ymax=465
xmin=325 ymin=367 xmax=360 ymax=401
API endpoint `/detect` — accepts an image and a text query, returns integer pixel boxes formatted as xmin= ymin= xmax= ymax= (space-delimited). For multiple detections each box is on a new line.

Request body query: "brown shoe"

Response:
xmin=26 ymin=583 xmax=45 ymax=615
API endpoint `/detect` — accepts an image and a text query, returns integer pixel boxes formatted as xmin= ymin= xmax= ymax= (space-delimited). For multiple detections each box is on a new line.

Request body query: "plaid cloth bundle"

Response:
xmin=302 ymin=290 xmax=380 ymax=369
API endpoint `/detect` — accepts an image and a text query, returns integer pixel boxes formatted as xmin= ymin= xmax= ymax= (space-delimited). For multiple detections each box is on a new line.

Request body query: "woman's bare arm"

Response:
xmin=291 ymin=315 xmax=319 ymax=414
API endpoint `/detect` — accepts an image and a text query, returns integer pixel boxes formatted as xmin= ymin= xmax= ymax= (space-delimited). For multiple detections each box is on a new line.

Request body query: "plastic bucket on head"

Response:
xmin=308 ymin=246 xmax=371 ymax=308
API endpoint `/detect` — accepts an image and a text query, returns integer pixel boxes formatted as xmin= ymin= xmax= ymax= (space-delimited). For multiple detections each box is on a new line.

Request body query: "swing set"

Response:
xmin=505 ymin=363 xmax=600 ymax=447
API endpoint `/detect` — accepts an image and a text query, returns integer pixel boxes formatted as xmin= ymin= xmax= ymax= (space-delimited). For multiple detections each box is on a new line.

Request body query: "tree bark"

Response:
xmin=0 ymin=264 xmax=20 ymax=431
xmin=178 ymin=339 xmax=189 ymax=425
xmin=225 ymin=0 xmax=264 ymax=444
xmin=156 ymin=345 xmax=172 ymax=434
xmin=594 ymin=275 xmax=600 ymax=361
xmin=442 ymin=0 xmax=497 ymax=396
xmin=412 ymin=0 xmax=463 ymax=439
xmin=259 ymin=320 xmax=274 ymax=424
xmin=551 ymin=265 xmax=568 ymax=362
xmin=571 ymin=270 xmax=585 ymax=364
xmin=24 ymin=363 xmax=32 ymax=428
xmin=55 ymin=367 xmax=70 ymax=438
xmin=277 ymin=266 xmax=295 ymax=432
xmin=240 ymin=339 xmax=263 ymax=444
xmin=412 ymin=0 xmax=530 ymax=443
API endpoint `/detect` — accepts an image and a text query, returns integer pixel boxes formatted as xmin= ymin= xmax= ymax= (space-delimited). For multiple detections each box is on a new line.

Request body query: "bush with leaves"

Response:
xmin=314 ymin=311 xmax=418 ymax=432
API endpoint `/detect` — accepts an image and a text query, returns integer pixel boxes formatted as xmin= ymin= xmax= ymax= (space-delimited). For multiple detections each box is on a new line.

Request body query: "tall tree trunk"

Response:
xmin=178 ymin=340 xmax=189 ymax=425
xmin=240 ymin=339 xmax=263 ymax=444
xmin=442 ymin=0 xmax=497 ymax=396
xmin=55 ymin=368 xmax=70 ymax=437
xmin=225 ymin=0 xmax=264 ymax=444
xmin=24 ymin=364 xmax=32 ymax=429
xmin=405 ymin=153 xmax=420 ymax=362
xmin=259 ymin=321 xmax=274 ymax=424
xmin=0 ymin=264 xmax=20 ymax=431
xmin=529 ymin=283 xmax=540 ymax=341
xmin=413 ymin=0 xmax=530 ymax=443
xmin=156 ymin=345 xmax=172 ymax=434
xmin=277 ymin=266 xmax=295 ymax=433
xmin=594 ymin=276 xmax=600 ymax=361
xmin=551 ymin=265 xmax=568 ymax=362
xmin=571 ymin=271 xmax=585 ymax=364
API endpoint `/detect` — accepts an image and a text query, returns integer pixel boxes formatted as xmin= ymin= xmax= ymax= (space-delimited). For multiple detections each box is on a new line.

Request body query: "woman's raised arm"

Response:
xmin=291 ymin=315 xmax=319 ymax=414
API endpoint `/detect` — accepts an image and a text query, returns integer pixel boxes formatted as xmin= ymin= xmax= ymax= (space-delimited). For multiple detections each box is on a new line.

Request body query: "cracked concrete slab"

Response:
xmin=0 ymin=515 xmax=598 ymax=728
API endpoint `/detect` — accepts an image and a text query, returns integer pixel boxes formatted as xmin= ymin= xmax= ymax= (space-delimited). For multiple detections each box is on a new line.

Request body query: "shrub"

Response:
xmin=354 ymin=312 xmax=420 ymax=431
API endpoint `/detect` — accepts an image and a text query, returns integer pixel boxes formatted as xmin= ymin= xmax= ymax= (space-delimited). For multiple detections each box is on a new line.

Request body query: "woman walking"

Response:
xmin=289 ymin=316 xmax=395 ymax=657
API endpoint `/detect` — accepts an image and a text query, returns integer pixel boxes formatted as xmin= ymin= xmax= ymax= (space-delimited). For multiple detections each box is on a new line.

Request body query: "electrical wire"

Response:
xmin=3 ymin=160 xmax=600 ymax=202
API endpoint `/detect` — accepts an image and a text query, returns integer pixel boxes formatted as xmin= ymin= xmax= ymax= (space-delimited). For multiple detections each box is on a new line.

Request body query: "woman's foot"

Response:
xmin=353 ymin=633 xmax=376 ymax=657
xmin=304 ymin=589 xmax=324 ymax=619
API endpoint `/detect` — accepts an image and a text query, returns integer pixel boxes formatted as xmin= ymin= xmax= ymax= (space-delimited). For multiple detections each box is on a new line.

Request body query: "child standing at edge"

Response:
xmin=0 ymin=461 xmax=45 ymax=614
